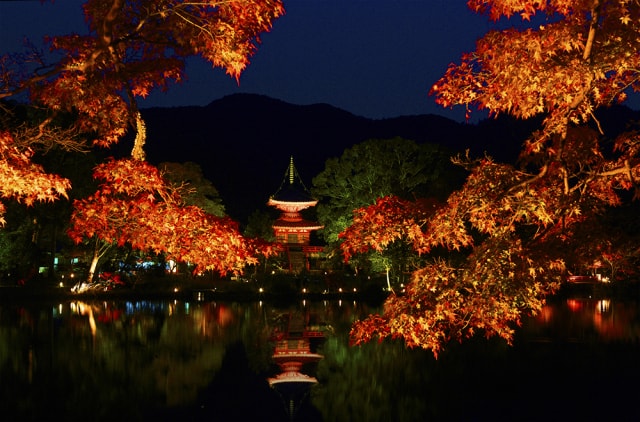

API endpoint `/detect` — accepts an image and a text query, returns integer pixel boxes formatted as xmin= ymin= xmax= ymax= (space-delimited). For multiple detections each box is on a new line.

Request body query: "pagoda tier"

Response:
xmin=268 ymin=199 xmax=317 ymax=213
xmin=272 ymin=216 xmax=323 ymax=246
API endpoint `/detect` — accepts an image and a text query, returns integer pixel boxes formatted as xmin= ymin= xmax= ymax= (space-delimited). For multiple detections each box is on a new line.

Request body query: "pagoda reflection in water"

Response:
xmin=268 ymin=308 xmax=329 ymax=420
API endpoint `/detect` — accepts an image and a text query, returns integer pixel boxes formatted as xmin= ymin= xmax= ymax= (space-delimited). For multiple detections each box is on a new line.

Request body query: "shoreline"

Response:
xmin=2 ymin=278 xmax=638 ymax=304
xmin=0 ymin=284 xmax=389 ymax=305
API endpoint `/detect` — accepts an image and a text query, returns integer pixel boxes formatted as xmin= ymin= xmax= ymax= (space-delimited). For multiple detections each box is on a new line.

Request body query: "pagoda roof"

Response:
xmin=273 ymin=219 xmax=324 ymax=230
xmin=268 ymin=371 xmax=318 ymax=386
xmin=268 ymin=156 xmax=317 ymax=205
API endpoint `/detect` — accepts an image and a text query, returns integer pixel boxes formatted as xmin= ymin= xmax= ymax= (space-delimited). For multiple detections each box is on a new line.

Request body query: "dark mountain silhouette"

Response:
xmin=135 ymin=93 xmax=639 ymax=225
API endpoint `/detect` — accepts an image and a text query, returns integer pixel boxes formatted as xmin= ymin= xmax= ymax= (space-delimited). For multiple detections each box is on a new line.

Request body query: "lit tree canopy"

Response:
xmin=312 ymin=137 xmax=459 ymax=245
xmin=1 ymin=0 xmax=285 ymax=149
xmin=1 ymin=0 xmax=285 ymax=275
xmin=339 ymin=196 xmax=440 ymax=264
xmin=0 ymin=131 xmax=70 ymax=226
xmin=432 ymin=0 xmax=640 ymax=152
xmin=348 ymin=0 xmax=640 ymax=357
xmin=68 ymin=159 xmax=278 ymax=275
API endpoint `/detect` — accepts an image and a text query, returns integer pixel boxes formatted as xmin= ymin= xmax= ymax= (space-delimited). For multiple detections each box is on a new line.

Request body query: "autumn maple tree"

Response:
xmin=1 ymin=0 xmax=284 ymax=280
xmin=68 ymin=158 xmax=277 ymax=279
xmin=346 ymin=0 xmax=640 ymax=357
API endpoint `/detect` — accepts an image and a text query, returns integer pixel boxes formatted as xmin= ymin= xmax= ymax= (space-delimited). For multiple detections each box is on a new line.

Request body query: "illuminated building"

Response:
xmin=267 ymin=156 xmax=323 ymax=273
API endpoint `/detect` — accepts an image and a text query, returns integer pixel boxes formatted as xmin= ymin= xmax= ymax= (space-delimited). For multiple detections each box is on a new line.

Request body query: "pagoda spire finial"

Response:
xmin=289 ymin=155 xmax=295 ymax=185
xmin=269 ymin=155 xmax=316 ymax=206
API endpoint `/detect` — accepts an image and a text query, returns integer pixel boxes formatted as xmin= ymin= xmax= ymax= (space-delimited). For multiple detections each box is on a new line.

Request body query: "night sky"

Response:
xmin=2 ymin=1 xmax=638 ymax=120
xmin=1 ymin=0 xmax=492 ymax=121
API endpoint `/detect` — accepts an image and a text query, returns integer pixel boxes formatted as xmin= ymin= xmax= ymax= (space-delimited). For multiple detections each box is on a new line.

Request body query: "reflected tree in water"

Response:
xmin=0 ymin=301 xmax=262 ymax=419
xmin=313 ymin=335 xmax=432 ymax=421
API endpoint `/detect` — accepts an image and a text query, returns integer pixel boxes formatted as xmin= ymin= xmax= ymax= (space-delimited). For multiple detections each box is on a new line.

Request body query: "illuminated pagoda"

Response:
xmin=267 ymin=156 xmax=323 ymax=273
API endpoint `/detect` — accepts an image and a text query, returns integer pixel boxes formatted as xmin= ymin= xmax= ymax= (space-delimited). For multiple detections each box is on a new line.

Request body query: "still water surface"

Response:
xmin=1 ymin=292 xmax=639 ymax=421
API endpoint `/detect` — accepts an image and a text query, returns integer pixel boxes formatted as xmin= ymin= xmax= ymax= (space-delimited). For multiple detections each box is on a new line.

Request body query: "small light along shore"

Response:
xmin=2 ymin=274 xmax=638 ymax=304
xmin=0 ymin=275 xmax=390 ymax=305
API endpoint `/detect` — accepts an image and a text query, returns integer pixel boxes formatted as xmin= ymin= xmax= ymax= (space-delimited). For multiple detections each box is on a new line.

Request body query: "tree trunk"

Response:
xmin=87 ymin=246 xmax=100 ymax=282
xmin=386 ymin=266 xmax=392 ymax=292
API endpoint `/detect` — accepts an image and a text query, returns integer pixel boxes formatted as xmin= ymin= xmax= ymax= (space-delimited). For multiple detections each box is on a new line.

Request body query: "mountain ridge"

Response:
xmin=136 ymin=93 xmax=639 ymax=225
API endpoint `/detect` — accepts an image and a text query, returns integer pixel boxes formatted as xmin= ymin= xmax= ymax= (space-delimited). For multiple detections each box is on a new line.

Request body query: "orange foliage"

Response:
xmin=0 ymin=131 xmax=70 ymax=225
xmin=344 ymin=193 xmax=564 ymax=357
xmin=14 ymin=0 xmax=284 ymax=148
xmin=339 ymin=196 xmax=441 ymax=261
xmin=1 ymin=1 xmax=284 ymax=271
xmin=68 ymin=159 xmax=277 ymax=274
xmin=434 ymin=1 xmax=640 ymax=133
xmin=348 ymin=0 xmax=640 ymax=356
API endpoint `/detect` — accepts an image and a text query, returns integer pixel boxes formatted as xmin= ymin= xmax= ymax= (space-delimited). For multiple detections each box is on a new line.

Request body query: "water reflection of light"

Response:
xmin=566 ymin=299 xmax=584 ymax=312
xmin=536 ymin=305 xmax=554 ymax=323
xmin=124 ymin=301 xmax=168 ymax=315
xmin=550 ymin=297 xmax=638 ymax=342
xmin=71 ymin=301 xmax=96 ymax=336
xmin=596 ymin=299 xmax=610 ymax=313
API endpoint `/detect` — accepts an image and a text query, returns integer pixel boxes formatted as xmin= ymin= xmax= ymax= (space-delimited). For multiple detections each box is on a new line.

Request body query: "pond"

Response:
xmin=1 ymin=289 xmax=639 ymax=421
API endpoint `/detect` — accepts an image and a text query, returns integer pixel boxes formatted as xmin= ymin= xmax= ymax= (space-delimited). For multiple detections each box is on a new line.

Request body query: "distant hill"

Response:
xmin=134 ymin=93 xmax=639 ymax=225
